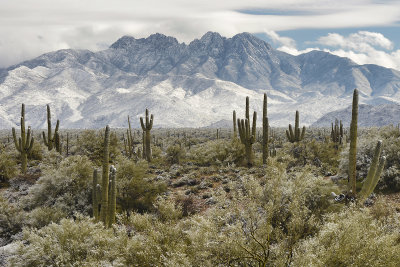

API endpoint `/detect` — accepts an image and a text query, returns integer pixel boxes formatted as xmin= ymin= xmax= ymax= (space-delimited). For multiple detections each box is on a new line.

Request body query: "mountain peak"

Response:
xmin=109 ymin=35 xmax=136 ymax=49
xmin=110 ymin=33 xmax=179 ymax=50
xmin=200 ymin=31 xmax=224 ymax=42
xmin=146 ymin=33 xmax=179 ymax=46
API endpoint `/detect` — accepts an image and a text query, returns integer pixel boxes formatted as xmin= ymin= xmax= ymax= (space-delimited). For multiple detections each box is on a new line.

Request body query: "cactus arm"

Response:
xmin=12 ymin=128 xmax=21 ymax=152
xmin=288 ymin=124 xmax=294 ymax=142
xmin=301 ymin=126 xmax=306 ymax=140
xmin=233 ymin=110 xmax=237 ymax=139
xmin=285 ymin=130 xmax=290 ymax=141
xmin=359 ymin=141 xmax=383 ymax=200
xmin=245 ymin=96 xmax=249 ymax=121
xmin=149 ymin=114 xmax=154 ymax=130
xmin=42 ymin=131 xmax=49 ymax=146
xmin=140 ymin=117 xmax=145 ymax=131
xmin=369 ymin=156 xmax=386 ymax=196
xmin=251 ymin=111 xmax=257 ymax=139
xmin=55 ymin=119 xmax=60 ymax=134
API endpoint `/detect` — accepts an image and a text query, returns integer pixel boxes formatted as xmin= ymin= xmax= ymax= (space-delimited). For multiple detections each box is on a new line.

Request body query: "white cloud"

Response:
xmin=312 ymin=31 xmax=400 ymax=70
xmin=1 ymin=1 xmax=400 ymax=67
xmin=264 ymin=30 xmax=297 ymax=48
xmin=263 ymin=30 xmax=319 ymax=56
xmin=317 ymin=31 xmax=393 ymax=51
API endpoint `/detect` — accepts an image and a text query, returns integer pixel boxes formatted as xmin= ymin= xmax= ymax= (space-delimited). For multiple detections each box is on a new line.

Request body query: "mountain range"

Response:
xmin=1 ymin=31 xmax=400 ymax=129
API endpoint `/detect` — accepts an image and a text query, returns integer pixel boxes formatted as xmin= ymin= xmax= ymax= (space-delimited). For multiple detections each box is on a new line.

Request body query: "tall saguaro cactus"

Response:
xmin=232 ymin=110 xmax=237 ymax=139
xmin=126 ymin=116 xmax=135 ymax=157
xmin=12 ymin=104 xmax=34 ymax=174
xmin=237 ymin=96 xmax=257 ymax=167
xmin=92 ymin=169 xmax=99 ymax=220
xmin=348 ymin=89 xmax=358 ymax=196
xmin=286 ymin=110 xmax=306 ymax=143
xmin=107 ymin=165 xmax=117 ymax=227
xmin=100 ymin=125 xmax=110 ymax=224
xmin=262 ymin=93 xmax=269 ymax=164
xmin=42 ymin=104 xmax=60 ymax=151
xmin=140 ymin=109 xmax=154 ymax=162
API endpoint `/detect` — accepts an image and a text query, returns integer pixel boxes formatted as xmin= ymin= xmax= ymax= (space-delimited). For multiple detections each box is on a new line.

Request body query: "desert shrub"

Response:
xmin=10 ymin=216 xmax=121 ymax=267
xmin=166 ymin=144 xmax=185 ymax=165
xmin=116 ymin=158 xmax=167 ymax=213
xmin=117 ymin=200 xmax=194 ymax=266
xmin=23 ymin=155 xmax=93 ymax=215
xmin=75 ymin=129 xmax=120 ymax=165
xmin=0 ymin=150 xmax=18 ymax=183
xmin=282 ymin=139 xmax=341 ymax=175
xmin=27 ymin=206 xmax=67 ymax=229
xmin=188 ymin=139 xmax=245 ymax=166
xmin=205 ymin=170 xmax=327 ymax=265
xmin=0 ymin=197 xmax=25 ymax=241
xmin=293 ymin=206 xmax=400 ymax=266
xmin=27 ymin=141 xmax=43 ymax=161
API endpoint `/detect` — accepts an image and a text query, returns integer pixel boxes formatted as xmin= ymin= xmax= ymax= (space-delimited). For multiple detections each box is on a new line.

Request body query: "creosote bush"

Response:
xmin=166 ymin=144 xmax=185 ymax=165
xmin=0 ymin=150 xmax=18 ymax=183
xmin=0 ymin=196 xmax=25 ymax=242
xmin=23 ymin=155 xmax=93 ymax=215
xmin=10 ymin=216 xmax=121 ymax=267
xmin=116 ymin=157 xmax=167 ymax=213
xmin=293 ymin=205 xmax=400 ymax=266
xmin=188 ymin=139 xmax=245 ymax=166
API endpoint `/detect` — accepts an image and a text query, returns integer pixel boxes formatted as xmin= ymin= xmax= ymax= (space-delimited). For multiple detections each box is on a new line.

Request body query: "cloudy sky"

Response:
xmin=1 ymin=0 xmax=400 ymax=70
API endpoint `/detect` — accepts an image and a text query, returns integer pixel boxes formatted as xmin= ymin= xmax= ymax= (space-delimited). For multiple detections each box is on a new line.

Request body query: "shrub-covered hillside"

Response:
xmin=0 ymin=93 xmax=399 ymax=266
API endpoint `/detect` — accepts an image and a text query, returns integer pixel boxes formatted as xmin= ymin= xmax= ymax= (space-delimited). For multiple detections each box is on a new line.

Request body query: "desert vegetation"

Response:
xmin=0 ymin=90 xmax=399 ymax=266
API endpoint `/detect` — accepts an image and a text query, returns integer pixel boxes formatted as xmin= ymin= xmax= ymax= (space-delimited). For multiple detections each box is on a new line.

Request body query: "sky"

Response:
xmin=1 ymin=0 xmax=400 ymax=70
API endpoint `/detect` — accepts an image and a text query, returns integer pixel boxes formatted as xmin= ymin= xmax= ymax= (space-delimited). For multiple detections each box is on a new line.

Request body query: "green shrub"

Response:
xmin=166 ymin=144 xmax=185 ymax=165
xmin=116 ymin=158 xmax=167 ymax=213
xmin=27 ymin=141 xmax=43 ymax=161
xmin=23 ymin=155 xmax=93 ymax=215
xmin=0 ymin=196 xmax=25 ymax=241
xmin=27 ymin=206 xmax=67 ymax=229
xmin=293 ymin=206 xmax=400 ymax=266
xmin=0 ymin=150 xmax=18 ymax=183
xmin=10 ymin=216 xmax=121 ymax=266
xmin=188 ymin=139 xmax=245 ymax=166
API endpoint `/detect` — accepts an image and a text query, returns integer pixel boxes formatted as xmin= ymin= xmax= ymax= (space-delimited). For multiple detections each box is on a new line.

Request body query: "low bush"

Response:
xmin=116 ymin=158 xmax=167 ymax=213
xmin=23 ymin=155 xmax=93 ymax=215
xmin=0 ymin=150 xmax=18 ymax=183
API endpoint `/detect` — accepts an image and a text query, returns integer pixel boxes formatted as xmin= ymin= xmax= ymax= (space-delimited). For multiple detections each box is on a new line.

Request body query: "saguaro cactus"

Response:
xmin=359 ymin=140 xmax=386 ymax=201
xmin=12 ymin=104 xmax=34 ymax=174
xmin=100 ymin=125 xmax=110 ymax=224
xmin=237 ymin=97 xmax=257 ymax=167
xmin=331 ymin=119 xmax=344 ymax=148
xmin=262 ymin=93 xmax=269 ymax=164
xmin=126 ymin=116 xmax=135 ymax=157
xmin=286 ymin=110 xmax=306 ymax=143
xmin=348 ymin=89 xmax=358 ymax=196
xmin=92 ymin=169 xmax=99 ymax=220
xmin=42 ymin=104 xmax=60 ymax=151
xmin=233 ymin=110 xmax=237 ymax=139
xmin=107 ymin=165 xmax=117 ymax=227
xmin=140 ymin=109 xmax=154 ymax=162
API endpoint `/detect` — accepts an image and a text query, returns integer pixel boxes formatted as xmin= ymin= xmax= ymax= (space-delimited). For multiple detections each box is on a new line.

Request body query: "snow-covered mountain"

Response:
xmin=1 ymin=32 xmax=400 ymax=129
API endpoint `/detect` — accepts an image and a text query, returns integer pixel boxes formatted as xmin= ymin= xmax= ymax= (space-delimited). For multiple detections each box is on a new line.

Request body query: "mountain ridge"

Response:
xmin=1 ymin=32 xmax=400 ymax=129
